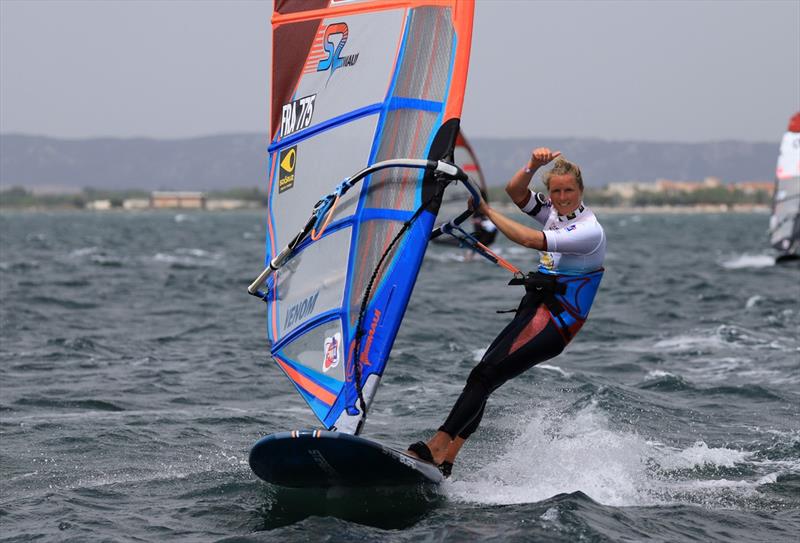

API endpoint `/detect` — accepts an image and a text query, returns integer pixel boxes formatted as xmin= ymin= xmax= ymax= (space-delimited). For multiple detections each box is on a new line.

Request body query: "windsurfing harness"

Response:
xmin=509 ymin=269 xmax=604 ymax=343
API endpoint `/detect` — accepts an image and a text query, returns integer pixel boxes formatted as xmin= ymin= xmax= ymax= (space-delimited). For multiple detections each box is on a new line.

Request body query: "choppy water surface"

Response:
xmin=1 ymin=210 xmax=798 ymax=542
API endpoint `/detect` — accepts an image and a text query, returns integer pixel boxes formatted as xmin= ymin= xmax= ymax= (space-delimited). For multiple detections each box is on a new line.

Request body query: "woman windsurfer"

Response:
xmin=408 ymin=148 xmax=607 ymax=476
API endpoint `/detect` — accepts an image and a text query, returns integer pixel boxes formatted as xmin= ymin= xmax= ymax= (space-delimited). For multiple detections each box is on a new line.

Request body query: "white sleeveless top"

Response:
xmin=520 ymin=190 xmax=606 ymax=275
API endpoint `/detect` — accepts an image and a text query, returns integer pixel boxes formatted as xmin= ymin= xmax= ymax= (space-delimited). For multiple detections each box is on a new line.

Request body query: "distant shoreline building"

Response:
xmin=85 ymin=199 xmax=112 ymax=210
xmin=123 ymin=198 xmax=150 ymax=210
xmin=149 ymin=191 xmax=206 ymax=209
xmin=605 ymin=178 xmax=774 ymax=199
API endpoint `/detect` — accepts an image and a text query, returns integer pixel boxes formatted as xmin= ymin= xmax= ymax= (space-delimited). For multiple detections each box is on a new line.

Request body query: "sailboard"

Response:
xmin=770 ymin=112 xmax=800 ymax=262
xmin=250 ymin=430 xmax=443 ymax=487
xmin=247 ymin=0 xmax=476 ymax=487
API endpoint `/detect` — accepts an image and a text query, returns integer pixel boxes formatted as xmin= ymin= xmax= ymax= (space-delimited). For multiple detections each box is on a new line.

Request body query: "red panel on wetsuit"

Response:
xmin=509 ymin=305 xmax=551 ymax=355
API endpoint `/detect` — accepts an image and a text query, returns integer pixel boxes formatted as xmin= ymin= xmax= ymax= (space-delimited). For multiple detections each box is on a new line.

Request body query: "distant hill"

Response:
xmin=0 ymin=133 xmax=777 ymax=191
xmin=470 ymin=138 xmax=776 ymax=187
xmin=0 ymin=134 xmax=268 ymax=192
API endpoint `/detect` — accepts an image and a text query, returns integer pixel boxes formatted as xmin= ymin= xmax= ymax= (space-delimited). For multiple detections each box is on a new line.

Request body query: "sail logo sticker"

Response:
xmin=280 ymin=94 xmax=315 ymax=138
xmin=278 ymin=146 xmax=297 ymax=193
xmin=359 ymin=309 xmax=380 ymax=366
xmin=316 ymin=23 xmax=359 ymax=77
xmin=322 ymin=333 xmax=341 ymax=373
xmin=284 ymin=291 xmax=319 ymax=329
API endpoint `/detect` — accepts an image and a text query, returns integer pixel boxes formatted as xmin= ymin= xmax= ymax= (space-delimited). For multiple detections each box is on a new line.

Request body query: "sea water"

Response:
xmin=1 ymin=210 xmax=798 ymax=541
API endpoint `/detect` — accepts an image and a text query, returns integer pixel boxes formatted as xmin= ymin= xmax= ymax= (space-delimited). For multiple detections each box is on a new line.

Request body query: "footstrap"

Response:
xmin=439 ymin=461 xmax=454 ymax=478
xmin=407 ymin=441 xmax=435 ymax=464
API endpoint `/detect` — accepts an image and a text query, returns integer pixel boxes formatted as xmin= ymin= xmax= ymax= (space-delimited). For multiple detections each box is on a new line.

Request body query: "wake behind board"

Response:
xmin=249 ymin=430 xmax=443 ymax=488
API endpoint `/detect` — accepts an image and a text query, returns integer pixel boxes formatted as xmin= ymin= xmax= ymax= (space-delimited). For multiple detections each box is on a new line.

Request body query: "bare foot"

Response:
xmin=426 ymin=432 xmax=453 ymax=464
xmin=407 ymin=432 xmax=452 ymax=465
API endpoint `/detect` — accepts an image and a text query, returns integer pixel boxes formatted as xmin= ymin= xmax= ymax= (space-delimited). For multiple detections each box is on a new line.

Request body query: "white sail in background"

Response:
xmin=769 ymin=112 xmax=800 ymax=260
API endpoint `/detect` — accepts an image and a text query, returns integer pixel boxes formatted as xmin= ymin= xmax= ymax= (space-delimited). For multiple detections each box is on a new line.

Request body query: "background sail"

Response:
xmin=454 ymin=131 xmax=487 ymax=196
xmin=265 ymin=0 xmax=474 ymax=432
xmin=769 ymin=112 xmax=800 ymax=257
xmin=437 ymin=130 xmax=488 ymax=220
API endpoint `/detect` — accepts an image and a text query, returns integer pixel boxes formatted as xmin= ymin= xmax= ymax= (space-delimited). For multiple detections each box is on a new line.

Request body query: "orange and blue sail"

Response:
xmin=263 ymin=0 xmax=474 ymax=433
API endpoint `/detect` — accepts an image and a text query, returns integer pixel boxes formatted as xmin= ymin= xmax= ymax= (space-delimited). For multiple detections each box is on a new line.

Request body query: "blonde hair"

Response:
xmin=543 ymin=157 xmax=584 ymax=191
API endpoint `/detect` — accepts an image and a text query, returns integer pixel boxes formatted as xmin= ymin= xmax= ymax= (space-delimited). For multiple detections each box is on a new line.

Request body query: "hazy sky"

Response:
xmin=1 ymin=0 xmax=798 ymax=142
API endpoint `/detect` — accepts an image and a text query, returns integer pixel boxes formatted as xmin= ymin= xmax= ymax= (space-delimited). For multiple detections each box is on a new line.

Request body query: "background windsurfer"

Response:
xmin=462 ymin=189 xmax=497 ymax=261
xmin=408 ymin=148 xmax=607 ymax=476
xmin=470 ymin=190 xmax=497 ymax=246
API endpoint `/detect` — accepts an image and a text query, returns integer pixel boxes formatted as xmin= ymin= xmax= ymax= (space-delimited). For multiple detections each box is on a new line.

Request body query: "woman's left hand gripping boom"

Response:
xmin=468 ymin=197 xmax=546 ymax=251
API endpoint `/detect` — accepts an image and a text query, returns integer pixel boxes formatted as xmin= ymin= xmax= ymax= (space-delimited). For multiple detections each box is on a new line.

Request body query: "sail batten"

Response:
xmin=262 ymin=0 xmax=474 ymax=433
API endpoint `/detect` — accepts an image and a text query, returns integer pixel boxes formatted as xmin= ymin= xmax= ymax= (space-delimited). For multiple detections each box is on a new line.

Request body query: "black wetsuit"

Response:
xmin=439 ymin=275 xmax=567 ymax=439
